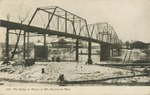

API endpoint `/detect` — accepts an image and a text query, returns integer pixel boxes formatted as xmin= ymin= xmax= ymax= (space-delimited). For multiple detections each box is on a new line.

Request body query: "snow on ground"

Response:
xmin=120 ymin=49 xmax=148 ymax=62
xmin=106 ymin=76 xmax=150 ymax=83
xmin=0 ymin=61 xmax=149 ymax=84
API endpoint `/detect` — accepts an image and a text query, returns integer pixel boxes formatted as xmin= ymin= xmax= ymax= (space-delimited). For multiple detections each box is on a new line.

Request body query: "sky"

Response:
xmin=0 ymin=0 xmax=150 ymax=43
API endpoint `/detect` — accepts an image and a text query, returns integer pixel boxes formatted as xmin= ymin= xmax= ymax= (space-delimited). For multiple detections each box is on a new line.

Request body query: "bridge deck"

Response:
xmin=0 ymin=20 xmax=111 ymax=45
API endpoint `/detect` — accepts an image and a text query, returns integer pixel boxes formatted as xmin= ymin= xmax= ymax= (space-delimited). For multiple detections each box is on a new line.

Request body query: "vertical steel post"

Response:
xmin=76 ymin=39 xmax=79 ymax=61
xmin=88 ymin=41 xmax=91 ymax=59
xmin=44 ymin=33 xmax=47 ymax=60
xmin=23 ymin=31 xmax=26 ymax=59
xmin=5 ymin=28 xmax=9 ymax=62
xmin=57 ymin=16 xmax=59 ymax=31
xmin=27 ymin=32 xmax=29 ymax=58
xmin=65 ymin=11 xmax=67 ymax=33
xmin=87 ymin=41 xmax=92 ymax=64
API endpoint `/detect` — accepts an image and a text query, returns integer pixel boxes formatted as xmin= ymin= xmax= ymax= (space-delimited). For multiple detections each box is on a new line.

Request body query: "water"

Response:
xmin=47 ymin=48 xmax=100 ymax=63
xmin=1 ymin=48 xmax=149 ymax=63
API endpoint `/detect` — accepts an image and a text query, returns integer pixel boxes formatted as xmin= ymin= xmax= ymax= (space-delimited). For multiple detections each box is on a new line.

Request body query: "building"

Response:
xmin=51 ymin=38 xmax=83 ymax=48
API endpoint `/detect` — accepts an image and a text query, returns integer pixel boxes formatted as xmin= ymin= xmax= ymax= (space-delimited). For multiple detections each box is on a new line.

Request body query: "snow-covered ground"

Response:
xmin=0 ymin=61 xmax=149 ymax=86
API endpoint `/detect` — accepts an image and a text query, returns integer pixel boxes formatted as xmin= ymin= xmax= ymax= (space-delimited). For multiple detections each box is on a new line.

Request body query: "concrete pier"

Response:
xmin=100 ymin=44 xmax=110 ymax=61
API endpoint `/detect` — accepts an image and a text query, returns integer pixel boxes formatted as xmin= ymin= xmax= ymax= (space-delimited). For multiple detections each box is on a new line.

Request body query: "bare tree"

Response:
xmin=11 ymin=5 xmax=30 ymax=58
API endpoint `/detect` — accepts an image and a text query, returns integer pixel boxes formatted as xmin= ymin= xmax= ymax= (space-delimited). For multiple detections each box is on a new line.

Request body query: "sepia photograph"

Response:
xmin=0 ymin=0 xmax=150 ymax=95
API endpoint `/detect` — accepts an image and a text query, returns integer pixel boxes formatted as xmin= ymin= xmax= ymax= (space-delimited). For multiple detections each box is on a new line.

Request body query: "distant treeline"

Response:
xmin=130 ymin=41 xmax=150 ymax=49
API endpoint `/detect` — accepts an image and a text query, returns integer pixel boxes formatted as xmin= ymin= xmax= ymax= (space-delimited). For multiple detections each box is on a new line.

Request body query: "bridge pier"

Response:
xmin=111 ymin=48 xmax=121 ymax=56
xmin=87 ymin=41 xmax=92 ymax=64
xmin=75 ymin=39 xmax=79 ymax=61
xmin=117 ymin=49 xmax=121 ymax=56
xmin=100 ymin=44 xmax=111 ymax=61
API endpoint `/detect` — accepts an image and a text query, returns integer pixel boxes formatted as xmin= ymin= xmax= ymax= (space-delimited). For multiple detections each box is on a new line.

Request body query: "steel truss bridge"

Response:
xmin=0 ymin=6 xmax=122 ymax=64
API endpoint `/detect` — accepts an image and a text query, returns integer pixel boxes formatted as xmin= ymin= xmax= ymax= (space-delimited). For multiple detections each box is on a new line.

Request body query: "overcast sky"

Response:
xmin=0 ymin=0 xmax=150 ymax=43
